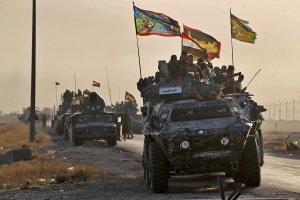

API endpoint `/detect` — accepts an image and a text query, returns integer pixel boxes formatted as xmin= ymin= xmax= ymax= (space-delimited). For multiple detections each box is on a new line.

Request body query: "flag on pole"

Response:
xmin=125 ymin=91 xmax=136 ymax=102
xmin=231 ymin=13 xmax=257 ymax=44
xmin=182 ymin=25 xmax=221 ymax=60
xmin=92 ymin=80 xmax=100 ymax=88
xmin=133 ymin=6 xmax=181 ymax=37
xmin=55 ymin=82 xmax=60 ymax=85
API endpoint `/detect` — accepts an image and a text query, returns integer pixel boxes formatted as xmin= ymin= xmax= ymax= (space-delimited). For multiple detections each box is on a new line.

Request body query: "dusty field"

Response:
xmin=0 ymin=122 xmax=53 ymax=152
xmin=0 ymin=123 xmax=104 ymax=190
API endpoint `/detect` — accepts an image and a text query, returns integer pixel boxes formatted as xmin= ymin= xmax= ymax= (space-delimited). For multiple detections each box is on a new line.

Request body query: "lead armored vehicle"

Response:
xmin=66 ymin=92 xmax=117 ymax=146
xmin=138 ymin=61 xmax=266 ymax=193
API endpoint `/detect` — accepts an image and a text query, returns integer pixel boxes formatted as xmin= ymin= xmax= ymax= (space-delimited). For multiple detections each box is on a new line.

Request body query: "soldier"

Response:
xmin=41 ymin=113 xmax=47 ymax=129
xmin=169 ymin=51 xmax=188 ymax=77
xmin=220 ymin=65 xmax=227 ymax=75
xmin=126 ymin=114 xmax=134 ymax=139
xmin=187 ymin=55 xmax=198 ymax=75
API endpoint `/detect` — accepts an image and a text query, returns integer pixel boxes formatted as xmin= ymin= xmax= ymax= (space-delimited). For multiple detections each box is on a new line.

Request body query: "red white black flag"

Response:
xmin=92 ymin=80 xmax=100 ymax=87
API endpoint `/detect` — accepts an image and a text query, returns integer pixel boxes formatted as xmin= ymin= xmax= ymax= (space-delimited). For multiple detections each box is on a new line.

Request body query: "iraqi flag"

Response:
xmin=182 ymin=25 xmax=221 ymax=61
xmin=92 ymin=80 xmax=100 ymax=87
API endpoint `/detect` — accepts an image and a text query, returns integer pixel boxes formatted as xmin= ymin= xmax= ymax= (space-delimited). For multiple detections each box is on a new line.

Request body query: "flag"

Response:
xmin=83 ymin=89 xmax=91 ymax=95
xmin=92 ymin=80 xmax=100 ymax=88
xmin=231 ymin=13 xmax=257 ymax=44
xmin=133 ymin=6 xmax=181 ymax=37
xmin=125 ymin=91 xmax=136 ymax=102
xmin=182 ymin=25 xmax=221 ymax=60
xmin=55 ymin=82 xmax=60 ymax=85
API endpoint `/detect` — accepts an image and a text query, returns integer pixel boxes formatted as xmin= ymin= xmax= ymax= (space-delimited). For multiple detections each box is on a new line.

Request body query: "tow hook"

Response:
xmin=231 ymin=161 xmax=239 ymax=171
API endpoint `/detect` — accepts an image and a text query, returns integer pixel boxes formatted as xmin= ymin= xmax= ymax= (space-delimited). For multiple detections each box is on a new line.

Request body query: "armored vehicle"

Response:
xmin=138 ymin=61 xmax=266 ymax=193
xmin=67 ymin=112 xmax=117 ymax=146
xmin=65 ymin=92 xmax=117 ymax=146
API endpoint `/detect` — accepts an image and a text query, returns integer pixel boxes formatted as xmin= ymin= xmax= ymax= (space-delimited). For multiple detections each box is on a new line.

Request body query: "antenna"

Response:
xmin=243 ymin=68 xmax=261 ymax=91
xmin=106 ymin=67 xmax=113 ymax=106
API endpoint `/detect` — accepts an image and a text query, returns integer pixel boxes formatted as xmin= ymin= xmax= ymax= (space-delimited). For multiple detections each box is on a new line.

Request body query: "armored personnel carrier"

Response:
xmin=138 ymin=61 xmax=266 ymax=193
xmin=65 ymin=92 xmax=117 ymax=146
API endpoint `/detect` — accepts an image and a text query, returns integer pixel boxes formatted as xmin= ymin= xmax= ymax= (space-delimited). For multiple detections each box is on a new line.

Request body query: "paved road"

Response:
xmin=118 ymin=135 xmax=300 ymax=194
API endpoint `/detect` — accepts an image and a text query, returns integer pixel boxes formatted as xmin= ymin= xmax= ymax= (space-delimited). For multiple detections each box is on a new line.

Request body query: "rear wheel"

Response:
xmin=149 ymin=142 xmax=169 ymax=193
xmin=242 ymin=135 xmax=261 ymax=187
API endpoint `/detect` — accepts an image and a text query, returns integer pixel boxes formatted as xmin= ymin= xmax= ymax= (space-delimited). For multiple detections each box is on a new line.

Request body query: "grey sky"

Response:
xmin=0 ymin=0 xmax=299 ymax=113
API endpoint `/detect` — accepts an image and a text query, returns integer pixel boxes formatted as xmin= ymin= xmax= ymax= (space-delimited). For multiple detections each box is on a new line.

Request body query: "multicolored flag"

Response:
xmin=182 ymin=25 xmax=221 ymax=60
xmin=231 ymin=13 xmax=257 ymax=44
xmin=92 ymin=80 xmax=100 ymax=88
xmin=133 ymin=6 xmax=181 ymax=37
xmin=125 ymin=91 xmax=136 ymax=102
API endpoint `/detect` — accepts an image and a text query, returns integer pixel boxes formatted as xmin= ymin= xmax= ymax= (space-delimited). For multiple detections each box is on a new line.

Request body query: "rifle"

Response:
xmin=216 ymin=72 xmax=242 ymax=84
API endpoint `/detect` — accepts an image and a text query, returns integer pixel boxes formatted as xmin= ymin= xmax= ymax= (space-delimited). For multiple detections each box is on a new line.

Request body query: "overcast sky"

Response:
xmin=0 ymin=0 xmax=300 ymax=113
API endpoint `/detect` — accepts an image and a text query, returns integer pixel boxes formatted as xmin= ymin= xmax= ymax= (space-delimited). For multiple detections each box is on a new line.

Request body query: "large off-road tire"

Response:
xmin=107 ymin=137 xmax=117 ymax=146
xmin=242 ymin=135 xmax=261 ymax=187
xmin=258 ymin=129 xmax=264 ymax=166
xmin=149 ymin=142 xmax=169 ymax=193
xmin=143 ymin=138 xmax=150 ymax=188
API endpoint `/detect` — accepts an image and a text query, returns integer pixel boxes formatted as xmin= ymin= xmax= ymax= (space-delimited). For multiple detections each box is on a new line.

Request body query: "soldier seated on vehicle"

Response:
xmin=187 ymin=55 xmax=198 ymax=76
xmin=169 ymin=50 xmax=188 ymax=77
xmin=220 ymin=65 xmax=227 ymax=75
xmin=235 ymin=74 xmax=244 ymax=93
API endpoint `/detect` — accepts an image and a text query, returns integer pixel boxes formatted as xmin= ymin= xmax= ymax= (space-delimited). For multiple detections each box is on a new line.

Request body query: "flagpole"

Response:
xmin=55 ymin=83 xmax=58 ymax=112
xmin=133 ymin=1 xmax=142 ymax=78
xmin=181 ymin=23 xmax=184 ymax=53
xmin=106 ymin=67 xmax=113 ymax=106
xmin=230 ymin=8 xmax=235 ymax=66
xmin=74 ymin=73 xmax=77 ymax=93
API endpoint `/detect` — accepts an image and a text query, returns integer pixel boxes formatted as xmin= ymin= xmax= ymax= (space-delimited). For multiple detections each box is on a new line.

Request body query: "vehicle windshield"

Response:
xmin=171 ymin=104 xmax=232 ymax=122
xmin=77 ymin=115 xmax=113 ymax=123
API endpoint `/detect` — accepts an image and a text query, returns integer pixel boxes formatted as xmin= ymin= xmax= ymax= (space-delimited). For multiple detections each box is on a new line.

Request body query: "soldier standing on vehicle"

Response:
xmin=41 ymin=113 xmax=47 ymax=129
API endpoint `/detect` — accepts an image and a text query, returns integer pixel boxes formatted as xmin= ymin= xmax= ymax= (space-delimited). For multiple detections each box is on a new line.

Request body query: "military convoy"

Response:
xmin=53 ymin=91 xmax=118 ymax=146
xmin=137 ymin=59 xmax=266 ymax=193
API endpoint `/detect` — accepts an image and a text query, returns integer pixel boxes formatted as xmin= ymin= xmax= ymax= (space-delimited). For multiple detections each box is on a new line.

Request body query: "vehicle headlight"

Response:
xmin=153 ymin=131 xmax=160 ymax=136
xmin=220 ymin=137 xmax=229 ymax=145
xmin=198 ymin=130 xmax=204 ymax=135
xmin=92 ymin=107 xmax=95 ymax=111
xmin=181 ymin=141 xmax=190 ymax=149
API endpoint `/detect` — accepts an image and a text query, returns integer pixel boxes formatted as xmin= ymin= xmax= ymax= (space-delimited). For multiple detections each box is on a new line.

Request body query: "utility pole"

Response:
xmin=292 ymin=99 xmax=295 ymax=121
xmin=29 ymin=0 xmax=36 ymax=142
xmin=278 ymin=101 xmax=281 ymax=120
xmin=285 ymin=99 xmax=288 ymax=121
xmin=273 ymin=102 xmax=276 ymax=120
xmin=269 ymin=104 xmax=272 ymax=119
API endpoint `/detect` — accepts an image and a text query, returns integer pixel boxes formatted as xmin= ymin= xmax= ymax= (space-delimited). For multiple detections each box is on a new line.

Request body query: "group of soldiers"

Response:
xmin=152 ymin=50 xmax=245 ymax=100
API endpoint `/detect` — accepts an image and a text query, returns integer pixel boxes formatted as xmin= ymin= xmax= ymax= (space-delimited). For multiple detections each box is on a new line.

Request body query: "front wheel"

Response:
xmin=143 ymin=138 xmax=150 ymax=188
xmin=242 ymin=135 xmax=261 ymax=187
xmin=149 ymin=142 xmax=169 ymax=193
